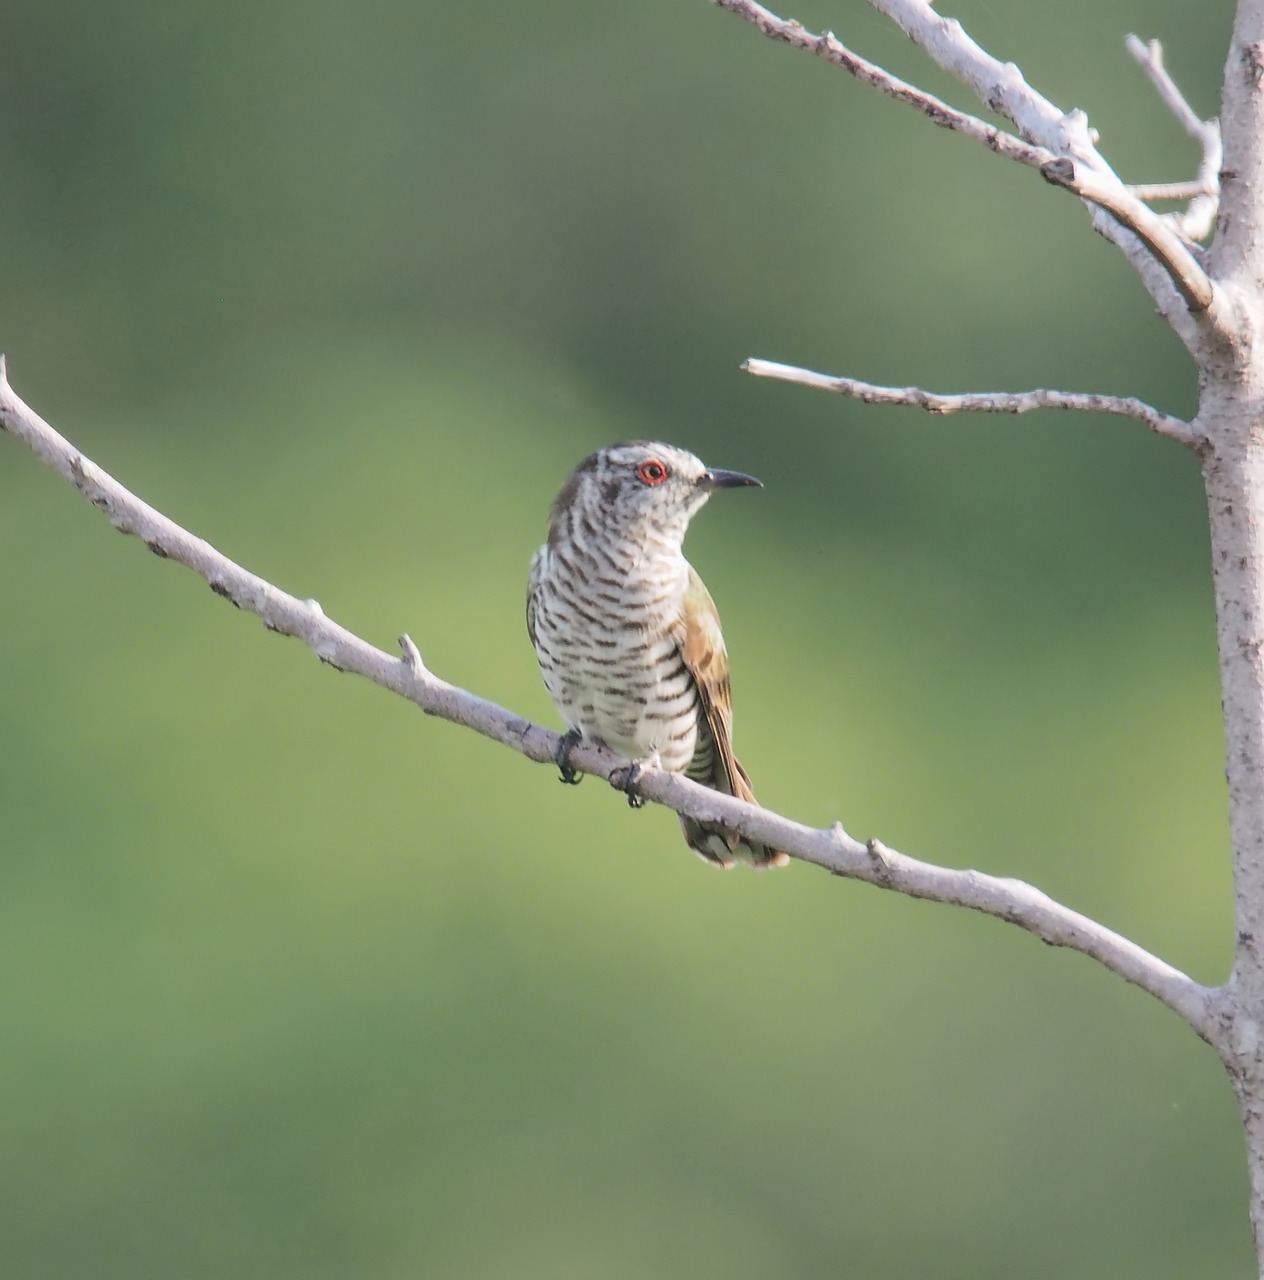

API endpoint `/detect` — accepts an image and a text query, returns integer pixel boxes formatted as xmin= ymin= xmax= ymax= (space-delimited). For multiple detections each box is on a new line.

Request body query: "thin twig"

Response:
xmin=1126 ymin=35 xmax=1222 ymax=243
xmin=1131 ymin=181 xmax=1215 ymax=203
xmin=1126 ymin=34 xmax=1211 ymax=141
xmin=711 ymin=0 xmax=1052 ymax=170
xmin=743 ymin=358 xmax=1202 ymax=446
xmin=0 ymin=357 xmax=1219 ymax=1042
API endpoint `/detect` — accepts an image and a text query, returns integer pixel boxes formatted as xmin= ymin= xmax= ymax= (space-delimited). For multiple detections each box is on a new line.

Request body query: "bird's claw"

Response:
xmin=554 ymin=728 xmax=583 ymax=785
xmin=609 ymin=761 xmax=646 ymax=809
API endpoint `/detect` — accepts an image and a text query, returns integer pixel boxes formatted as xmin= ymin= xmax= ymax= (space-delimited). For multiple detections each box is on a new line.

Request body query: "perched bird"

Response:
xmin=527 ymin=441 xmax=787 ymax=869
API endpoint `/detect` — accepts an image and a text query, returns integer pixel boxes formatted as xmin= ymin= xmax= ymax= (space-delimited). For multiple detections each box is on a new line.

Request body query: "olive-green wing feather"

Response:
xmin=674 ymin=565 xmax=787 ymax=869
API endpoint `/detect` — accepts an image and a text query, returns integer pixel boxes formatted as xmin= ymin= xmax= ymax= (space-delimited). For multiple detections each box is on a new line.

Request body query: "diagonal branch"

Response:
xmin=1039 ymin=158 xmax=1213 ymax=311
xmin=711 ymin=0 xmax=1052 ymax=170
xmin=743 ymin=358 xmax=1203 ymax=446
xmin=1127 ymin=34 xmax=1209 ymax=138
xmin=0 ymin=357 xmax=1221 ymax=1046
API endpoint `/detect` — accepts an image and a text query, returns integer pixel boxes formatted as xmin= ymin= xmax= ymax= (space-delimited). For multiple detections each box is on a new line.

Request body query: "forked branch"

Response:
xmin=0 ymin=356 xmax=1219 ymax=1044
xmin=712 ymin=0 xmax=1217 ymax=330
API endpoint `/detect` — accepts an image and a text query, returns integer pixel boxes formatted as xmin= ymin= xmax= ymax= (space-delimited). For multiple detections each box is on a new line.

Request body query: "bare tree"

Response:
xmin=3 ymin=0 xmax=1263 ymax=1270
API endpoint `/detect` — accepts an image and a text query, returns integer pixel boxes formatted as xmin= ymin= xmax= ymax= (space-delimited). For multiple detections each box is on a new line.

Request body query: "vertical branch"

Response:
xmin=1203 ymin=429 xmax=1264 ymax=1003
xmin=1203 ymin=1 xmax=1264 ymax=1269
xmin=1210 ymin=2 xmax=1264 ymax=299
xmin=1209 ymin=5 xmax=1264 ymax=1006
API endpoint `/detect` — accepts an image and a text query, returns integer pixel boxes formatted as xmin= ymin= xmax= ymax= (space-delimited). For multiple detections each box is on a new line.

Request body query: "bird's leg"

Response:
xmin=554 ymin=728 xmax=584 ymax=785
xmin=609 ymin=753 xmax=659 ymax=809
xmin=610 ymin=761 xmax=646 ymax=807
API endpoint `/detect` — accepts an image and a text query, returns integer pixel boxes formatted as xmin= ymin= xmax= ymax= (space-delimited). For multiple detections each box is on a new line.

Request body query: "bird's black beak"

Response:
xmin=698 ymin=467 xmax=763 ymax=491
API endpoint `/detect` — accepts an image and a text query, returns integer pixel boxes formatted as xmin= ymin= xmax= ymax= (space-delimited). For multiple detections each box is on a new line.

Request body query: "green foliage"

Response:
xmin=0 ymin=0 xmax=1247 ymax=1275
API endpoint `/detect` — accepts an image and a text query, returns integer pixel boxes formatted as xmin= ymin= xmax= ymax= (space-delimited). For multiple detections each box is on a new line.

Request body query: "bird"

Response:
xmin=526 ymin=440 xmax=788 ymax=869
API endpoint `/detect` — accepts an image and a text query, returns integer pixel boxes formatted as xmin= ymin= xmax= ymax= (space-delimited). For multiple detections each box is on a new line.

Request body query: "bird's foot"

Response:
xmin=609 ymin=759 xmax=650 ymax=809
xmin=554 ymin=728 xmax=584 ymax=785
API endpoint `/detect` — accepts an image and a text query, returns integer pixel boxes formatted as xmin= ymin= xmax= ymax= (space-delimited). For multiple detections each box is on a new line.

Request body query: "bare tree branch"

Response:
xmin=1126 ymin=35 xmax=1222 ymax=243
xmin=743 ymin=358 xmax=1201 ymax=445
xmin=864 ymin=0 xmax=1068 ymax=138
xmin=0 ymin=355 xmax=1220 ymax=1043
xmin=1127 ymin=35 xmax=1209 ymax=138
xmin=1131 ymin=181 xmax=1215 ymax=203
xmin=712 ymin=0 xmax=1216 ymax=344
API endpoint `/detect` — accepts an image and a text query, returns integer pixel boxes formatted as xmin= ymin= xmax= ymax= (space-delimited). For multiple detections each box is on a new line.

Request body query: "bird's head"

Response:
xmin=548 ymin=441 xmax=762 ymax=550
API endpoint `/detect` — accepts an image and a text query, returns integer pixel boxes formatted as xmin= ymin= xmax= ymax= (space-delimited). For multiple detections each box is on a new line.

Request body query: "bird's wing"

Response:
xmin=675 ymin=565 xmax=787 ymax=869
xmin=677 ymin=564 xmax=741 ymax=796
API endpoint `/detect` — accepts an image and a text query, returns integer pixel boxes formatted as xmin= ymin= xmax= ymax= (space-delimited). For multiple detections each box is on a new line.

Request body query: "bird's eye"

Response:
xmin=636 ymin=460 xmax=670 ymax=486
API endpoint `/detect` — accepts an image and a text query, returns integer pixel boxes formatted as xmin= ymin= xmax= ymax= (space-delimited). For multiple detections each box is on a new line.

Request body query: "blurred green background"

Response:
xmin=0 ymin=0 xmax=1247 ymax=1275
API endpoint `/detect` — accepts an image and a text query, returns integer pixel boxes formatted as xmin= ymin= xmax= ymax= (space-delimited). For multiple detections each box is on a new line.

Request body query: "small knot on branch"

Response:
xmin=865 ymin=837 xmax=895 ymax=885
xmin=209 ymin=579 xmax=241 ymax=608
xmin=1041 ymin=157 xmax=1076 ymax=188
xmin=398 ymin=633 xmax=430 ymax=678
xmin=867 ymin=836 xmax=893 ymax=867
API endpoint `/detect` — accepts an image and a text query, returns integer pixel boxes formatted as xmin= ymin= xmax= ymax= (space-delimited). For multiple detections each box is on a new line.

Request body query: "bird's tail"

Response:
xmin=679 ymin=757 xmax=789 ymax=870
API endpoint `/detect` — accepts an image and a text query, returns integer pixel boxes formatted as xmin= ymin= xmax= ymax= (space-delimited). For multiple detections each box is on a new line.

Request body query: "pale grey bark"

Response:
xmin=1200 ymin=0 xmax=1264 ymax=1261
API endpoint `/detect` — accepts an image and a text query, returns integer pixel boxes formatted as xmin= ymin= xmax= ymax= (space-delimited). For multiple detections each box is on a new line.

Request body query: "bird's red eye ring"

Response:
xmin=636 ymin=460 xmax=670 ymax=486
